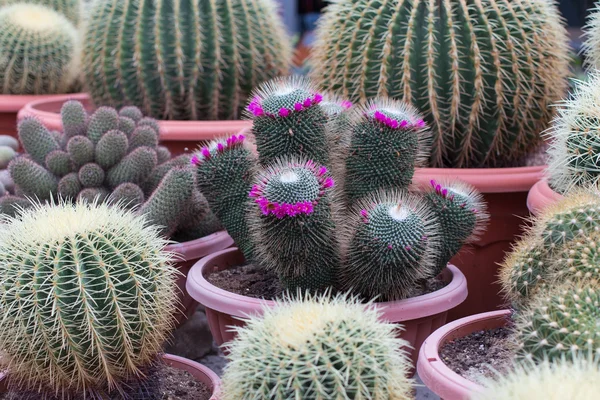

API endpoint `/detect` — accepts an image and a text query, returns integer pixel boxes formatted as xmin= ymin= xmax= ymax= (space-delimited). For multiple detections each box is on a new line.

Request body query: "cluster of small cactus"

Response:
xmin=546 ymin=71 xmax=600 ymax=194
xmin=0 ymin=0 xmax=81 ymax=94
xmin=221 ymin=293 xmax=414 ymax=400
xmin=0 ymin=200 xmax=178 ymax=398
xmin=194 ymin=77 xmax=489 ymax=301
xmin=0 ymin=135 xmax=17 ymax=195
xmin=2 ymin=100 xmax=220 ymax=240
xmin=310 ymin=0 xmax=570 ymax=168
xmin=83 ymin=0 xmax=292 ymax=121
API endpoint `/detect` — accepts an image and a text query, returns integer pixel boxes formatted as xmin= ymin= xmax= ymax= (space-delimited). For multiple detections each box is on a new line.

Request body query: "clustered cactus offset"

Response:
xmin=310 ymin=0 xmax=570 ymax=168
xmin=3 ymin=100 xmax=220 ymax=240
xmin=194 ymin=76 xmax=489 ymax=301
xmin=83 ymin=0 xmax=292 ymax=121
xmin=0 ymin=200 xmax=178 ymax=398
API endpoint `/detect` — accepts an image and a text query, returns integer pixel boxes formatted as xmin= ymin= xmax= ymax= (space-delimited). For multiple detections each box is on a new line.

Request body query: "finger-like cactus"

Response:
xmin=311 ymin=0 xmax=570 ymax=168
xmin=221 ymin=293 xmax=414 ymax=400
xmin=0 ymin=200 xmax=178 ymax=397
xmin=0 ymin=4 xmax=81 ymax=95
xmin=83 ymin=0 xmax=292 ymax=121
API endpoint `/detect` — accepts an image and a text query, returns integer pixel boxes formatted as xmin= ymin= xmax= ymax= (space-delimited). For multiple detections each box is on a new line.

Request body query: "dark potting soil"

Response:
xmin=1 ymin=364 xmax=211 ymax=400
xmin=205 ymin=263 xmax=448 ymax=301
xmin=439 ymin=327 xmax=516 ymax=382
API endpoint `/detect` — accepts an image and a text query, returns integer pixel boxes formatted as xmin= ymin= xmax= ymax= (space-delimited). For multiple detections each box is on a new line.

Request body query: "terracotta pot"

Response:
xmin=17 ymin=94 xmax=252 ymax=155
xmin=186 ymin=247 xmax=468 ymax=368
xmin=0 ymin=353 xmax=221 ymax=399
xmin=527 ymin=178 xmax=563 ymax=217
xmin=412 ymin=167 xmax=543 ymax=321
xmin=165 ymin=231 xmax=234 ymax=327
xmin=0 ymin=94 xmax=84 ymax=145
xmin=417 ymin=309 xmax=512 ymax=400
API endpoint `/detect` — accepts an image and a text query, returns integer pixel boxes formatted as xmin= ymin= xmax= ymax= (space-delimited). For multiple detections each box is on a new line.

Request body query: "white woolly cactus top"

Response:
xmin=221 ymin=293 xmax=414 ymax=400
xmin=545 ymin=71 xmax=600 ymax=194
xmin=471 ymin=356 xmax=600 ymax=400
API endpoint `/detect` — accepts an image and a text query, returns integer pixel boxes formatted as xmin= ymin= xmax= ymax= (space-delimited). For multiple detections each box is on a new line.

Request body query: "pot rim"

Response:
xmin=526 ymin=178 xmax=563 ymax=216
xmin=164 ymin=230 xmax=234 ymax=263
xmin=0 ymin=93 xmax=85 ymax=113
xmin=186 ymin=247 xmax=468 ymax=322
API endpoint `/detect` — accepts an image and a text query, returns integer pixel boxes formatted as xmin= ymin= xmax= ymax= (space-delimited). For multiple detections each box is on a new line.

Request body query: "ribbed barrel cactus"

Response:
xmin=311 ymin=0 xmax=570 ymax=168
xmin=194 ymin=76 xmax=489 ymax=299
xmin=221 ymin=294 xmax=414 ymax=400
xmin=3 ymin=100 xmax=220 ymax=240
xmin=0 ymin=0 xmax=81 ymax=24
xmin=0 ymin=3 xmax=81 ymax=95
xmin=83 ymin=0 xmax=292 ymax=121
xmin=0 ymin=200 xmax=178 ymax=398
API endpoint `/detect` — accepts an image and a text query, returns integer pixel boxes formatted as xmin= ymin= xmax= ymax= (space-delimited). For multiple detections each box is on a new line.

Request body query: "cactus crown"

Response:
xmin=221 ymin=293 xmax=414 ymax=400
xmin=546 ymin=71 xmax=600 ymax=194
xmin=5 ymin=101 xmax=220 ymax=240
xmin=0 ymin=199 xmax=178 ymax=397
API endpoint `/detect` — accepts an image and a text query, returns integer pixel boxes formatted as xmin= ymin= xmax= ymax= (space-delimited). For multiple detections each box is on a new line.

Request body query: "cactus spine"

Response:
xmin=311 ymin=0 xmax=570 ymax=168
xmin=83 ymin=0 xmax=292 ymax=121
xmin=0 ymin=200 xmax=178 ymax=397
xmin=0 ymin=4 xmax=81 ymax=95
xmin=221 ymin=293 xmax=414 ymax=400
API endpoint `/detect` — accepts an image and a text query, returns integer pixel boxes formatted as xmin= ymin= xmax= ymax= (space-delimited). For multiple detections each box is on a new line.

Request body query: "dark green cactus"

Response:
xmin=106 ymin=147 xmax=157 ymax=188
xmin=248 ymin=158 xmax=339 ymax=291
xmin=44 ymin=150 xmax=72 ymax=177
xmin=86 ymin=107 xmax=119 ymax=143
xmin=109 ymin=182 xmax=145 ymax=209
xmin=78 ymin=163 xmax=105 ymax=188
xmin=61 ymin=100 xmax=88 ymax=138
xmin=57 ymin=172 xmax=81 ymax=199
xmin=67 ymin=135 xmax=95 ymax=166
xmin=311 ymin=0 xmax=571 ymax=168
xmin=342 ymin=99 xmax=430 ymax=205
xmin=95 ymin=130 xmax=129 ymax=169
xmin=8 ymin=158 xmax=58 ymax=200
xmin=83 ymin=0 xmax=292 ymax=121
xmin=17 ymin=118 xmax=60 ymax=165
xmin=247 ymin=78 xmax=330 ymax=165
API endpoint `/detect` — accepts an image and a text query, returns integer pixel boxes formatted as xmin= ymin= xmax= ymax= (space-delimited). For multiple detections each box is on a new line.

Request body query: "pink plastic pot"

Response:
xmin=527 ymin=179 xmax=563 ymax=217
xmin=17 ymin=94 xmax=252 ymax=155
xmin=186 ymin=247 xmax=468 ymax=368
xmin=412 ymin=166 xmax=543 ymax=321
xmin=165 ymin=231 xmax=234 ymax=327
xmin=417 ymin=309 xmax=512 ymax=400
xmin=0 ymin=93 xmax=84 ymax=143
xmin=0 ymin=354 xmax=221 ymax=399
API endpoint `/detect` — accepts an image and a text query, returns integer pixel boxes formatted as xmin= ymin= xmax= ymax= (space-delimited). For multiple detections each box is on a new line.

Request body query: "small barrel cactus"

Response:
xmin=83 ymin=0 xmax=292 ymax=121
xmin=0 ymin=3 xmax=80 ymax=95
xmin=0 ymin=200 xmax=178 ymax=397
xmin=221 ymin=293 xmax=414 ymax=400
xmin=472 ymin=356 xmax=600 ymax=400
xmin=551 ymin=232 xmax=600 ymax=288
xmin=5 ymin=101 xmax=219 ymax=239
xmin=311 ymin=0 xmax=570 ymax=168
xmin=0 ymin=0 xmax=81 ymax=24
xmin=515 ymin=286 xmax=600 ymax=363
xmin=546 ymin=71 xmax=600 ymax=194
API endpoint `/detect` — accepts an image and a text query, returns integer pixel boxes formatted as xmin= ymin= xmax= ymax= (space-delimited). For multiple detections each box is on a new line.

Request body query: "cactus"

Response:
xmin=83 ymin=0 xmax=292 ymax=121
xmin=546 ymin=71 xmax=600 ymax=194
xmin=0 ymin=0 xmax=81 ymax=25
xmin=583 ymin=4 xmax=600 ymax=72
xmin=472 ymin=356 xmax=600 ymax=400
xmin=515 ymin=286 xmax=600 ymax=363
xmin=0 ymin=4 xmax=81 ymax=95
xmin=221 ymin=293 xmax=414 ymax=400
xmin=311 ymin=0 xmax=570 ymax=168
xmin=424 ymin=179 xmax=489 ymax=276
xmin=341 ymin=98 xmax=430 ymax=206
xmin=551 ymin=232 xmax=600 ymax=288
xmin=0 ymin=199 xmax=178 ymax=398
xmin=248 ymin=157 xmax=339 ymax=291
xmin=5 ymin=101 xmax=219 ymax=240
xmin=340 ymin=190 xmax=440 ymax=301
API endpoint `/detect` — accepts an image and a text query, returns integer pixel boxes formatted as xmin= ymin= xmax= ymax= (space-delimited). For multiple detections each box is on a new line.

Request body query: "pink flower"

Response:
xmin=279 ymin=108 xmax=290 ymax=117
xmin=217 ymin=143 xmax=224 ymax=153
xmin=190 ymin=155 xmax=199 ymax=165
xmin=313 ymin=93 xmax=323 ymax=104
xmin=323 ymin=177 xmax=334 ymax=189
xmin=416 ymin=119 xmax=426 ymax=128
xmin=400 ymin=120 xmax=408 ymax=128
xmin=303 ymin=98 xmax=312 ymax=108
xmin=294 ymin=102 xmax=303 ymax=111
xmin=341 ymin=101 xmax=352 ymax=109
xmin=317 ymin=166 xmax=328 ymax=176
xmin=374 ymin=111 xmax=385 ymax=122
xmin=238 ymin=135 xmax=246 ymax=142
xmin=390 ymin=119 xmax=399 ymax=129
xmin=201 ymin=147 xmax=211 ymax=159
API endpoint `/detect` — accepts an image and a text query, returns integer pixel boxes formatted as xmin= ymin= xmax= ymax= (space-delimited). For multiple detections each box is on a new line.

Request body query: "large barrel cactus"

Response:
xmin=83 ymin=0 xmax=292 ymax=121
xmin=0 ymin=200 xmax=178 ymax=398
xmin=311 ymin=0 xmax=570 ymax=168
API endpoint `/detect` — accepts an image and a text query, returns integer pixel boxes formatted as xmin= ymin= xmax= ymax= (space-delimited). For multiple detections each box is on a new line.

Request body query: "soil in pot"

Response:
xmin=205 ymin=262 xmax=449 ymax=301
xmin=440 ymin=326 xmax=517 ymax=382
xmin=1 ymin=364 xmax=211 ymax=400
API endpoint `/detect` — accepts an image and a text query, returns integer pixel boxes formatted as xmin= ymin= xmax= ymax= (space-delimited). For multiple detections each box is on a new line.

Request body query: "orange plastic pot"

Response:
xmin=412 ymin=166 xmax=543 ymax=321
xmin=17 ymin=94 xmax=252 ymax=155
xmin=527 ymin=178 xmax=563 ymax=217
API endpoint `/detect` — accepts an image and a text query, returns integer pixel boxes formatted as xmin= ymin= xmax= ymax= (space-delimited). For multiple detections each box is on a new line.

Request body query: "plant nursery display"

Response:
xmin=0 ymin=200 xmax=220 ymax=399
xmin=220 ymin=293 xmax=414 ymax=400
xmin=186 ymin=76 xmax=486 ymax=364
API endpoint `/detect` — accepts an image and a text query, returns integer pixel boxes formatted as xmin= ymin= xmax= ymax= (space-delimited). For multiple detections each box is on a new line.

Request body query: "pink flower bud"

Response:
xmin=279 ymin=108 xmax=290 ymax=117
xmin=294 ymin=103 xmax=303 ymax=111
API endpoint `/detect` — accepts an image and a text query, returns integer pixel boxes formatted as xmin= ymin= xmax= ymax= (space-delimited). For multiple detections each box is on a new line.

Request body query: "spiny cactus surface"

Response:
xmin=221 ymin=293 xmax=414 ymax=400
xmin=0 ymin=0 xmax=81 ymax=24
xmin=311 ymin=0 xmax=570 ymax=168
xmin=0 ymin=200 xmax=178 ymax=397
xmin=83 ymin=0 xmax=292 ymax=121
